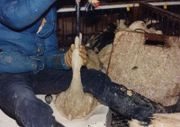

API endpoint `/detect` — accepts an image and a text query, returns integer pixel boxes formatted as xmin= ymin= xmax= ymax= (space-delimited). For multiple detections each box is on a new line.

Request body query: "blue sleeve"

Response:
xmin=0 ymin=0 xmax=56 ymax=30
xmin=44 ymin=52 xmax=70 ymax=70
xmin=43 ymin=31 xmax=70 ymax=70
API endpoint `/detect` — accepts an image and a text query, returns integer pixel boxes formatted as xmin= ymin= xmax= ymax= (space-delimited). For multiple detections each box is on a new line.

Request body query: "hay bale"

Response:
xmin=98 ymin=44 xmax=112 ymax=72
xmin=108 ymin=30 xmax=180 ymax=106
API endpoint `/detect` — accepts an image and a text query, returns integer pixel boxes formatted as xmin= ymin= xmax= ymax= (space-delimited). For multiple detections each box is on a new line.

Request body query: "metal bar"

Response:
xmin=75 ymin=0 xmax=81 ymax=35
xmin=140 ymin=2 xmax=180 ymax=21
xmin=57 ymin=1 xmax=180 ymax=13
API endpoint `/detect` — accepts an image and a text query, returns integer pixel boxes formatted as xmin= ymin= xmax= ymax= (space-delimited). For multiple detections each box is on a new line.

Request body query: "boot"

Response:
xmin=99 ymin=83 xmax=166 ymax=121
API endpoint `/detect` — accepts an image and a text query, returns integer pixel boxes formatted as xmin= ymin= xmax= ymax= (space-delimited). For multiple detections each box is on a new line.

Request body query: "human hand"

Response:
xmin=64 ymin=44 xmax=87 ymax=68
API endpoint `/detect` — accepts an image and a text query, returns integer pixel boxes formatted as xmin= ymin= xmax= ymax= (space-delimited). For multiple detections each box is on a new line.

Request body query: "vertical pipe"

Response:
xmin=76 ymin=0 xmax=81 ymax=35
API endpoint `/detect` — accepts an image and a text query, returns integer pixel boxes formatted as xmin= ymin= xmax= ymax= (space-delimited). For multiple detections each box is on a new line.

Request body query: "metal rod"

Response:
xmin=57 ymin=1 xmax=180 ymax=13
xmin=76 ymin=0 xmax=81 ymax=35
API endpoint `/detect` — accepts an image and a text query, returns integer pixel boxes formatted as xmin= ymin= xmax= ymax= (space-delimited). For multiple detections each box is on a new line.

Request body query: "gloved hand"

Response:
xmin=64 ymin=44 xmax=87 ymax=68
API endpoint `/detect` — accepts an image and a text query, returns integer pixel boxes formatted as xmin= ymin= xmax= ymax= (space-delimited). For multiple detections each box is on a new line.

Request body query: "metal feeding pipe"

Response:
xmin=75 ymin=0 xmax=81 ymax=35
xmin=75 ymin=0 xmax=100 ymax=38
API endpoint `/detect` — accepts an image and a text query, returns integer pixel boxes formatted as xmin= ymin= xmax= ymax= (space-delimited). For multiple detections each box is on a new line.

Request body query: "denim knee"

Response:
xmin=6 ymin=82 xmax=34 ymax=101
xmin=12 ymin=86 xmax=54 ymax=127
xmin=15 ymin=98 xmax=54 ymax=127
xmin=0 ymin=74 xmax=55 ymax=127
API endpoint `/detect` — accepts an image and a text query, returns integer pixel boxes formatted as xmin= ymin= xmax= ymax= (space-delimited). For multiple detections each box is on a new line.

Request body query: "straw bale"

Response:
xmin=108 ymin=30 xmax=180 ymax=106
xmin=98 ymin=44 xmax=112 ymax=72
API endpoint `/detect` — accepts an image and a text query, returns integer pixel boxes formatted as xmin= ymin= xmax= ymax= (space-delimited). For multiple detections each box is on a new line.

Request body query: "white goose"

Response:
xmin=55 ymin=34 xmax=98 ymax=120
